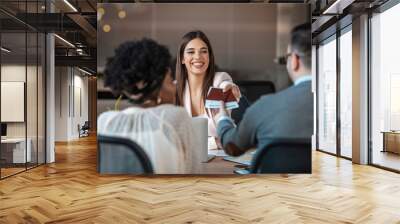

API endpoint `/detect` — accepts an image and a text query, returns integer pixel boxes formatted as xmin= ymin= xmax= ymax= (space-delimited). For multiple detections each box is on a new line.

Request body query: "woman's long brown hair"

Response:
xmin=175 ymin=30 xmax=216 ymax=108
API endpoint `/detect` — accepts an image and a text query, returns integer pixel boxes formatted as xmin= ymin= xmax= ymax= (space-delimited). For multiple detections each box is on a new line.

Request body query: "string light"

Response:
xmin=98 ymin=7 xmax=105 ymax=21
xmin=103 ymin=24 xmax=111 ymax=33
xmin=118 ymin=10 xmax=126 ymax=19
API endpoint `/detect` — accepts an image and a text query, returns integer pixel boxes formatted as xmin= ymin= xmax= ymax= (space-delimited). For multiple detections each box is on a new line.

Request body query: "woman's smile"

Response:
xmin=182 ymin=38 xmax=210 ymax=76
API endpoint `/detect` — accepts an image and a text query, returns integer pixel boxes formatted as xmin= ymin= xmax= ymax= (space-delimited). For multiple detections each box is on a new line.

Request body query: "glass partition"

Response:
xmin=38 ymin=32 xmax=45 ymax=165
xmin=0 ymin=1 xmax=46 ymax=179
xmin=1 ymin=31 xmax=28 ymax=177
xmin=27 ymin=31 xmax=38 ymax=169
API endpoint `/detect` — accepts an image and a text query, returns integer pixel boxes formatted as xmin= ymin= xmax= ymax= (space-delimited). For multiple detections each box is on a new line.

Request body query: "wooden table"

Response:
xmin=196 ymin=149 xmax=254 ymax=174
xmin=381 ymin=131 xmax=400 ymax=154
xmin=197 ymin=157 xmax=237 ymax=174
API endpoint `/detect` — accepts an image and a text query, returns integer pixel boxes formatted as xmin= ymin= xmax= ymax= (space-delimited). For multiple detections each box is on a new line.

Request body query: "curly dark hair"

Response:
xmin=104 ymin=38 xmax=172 ymax=104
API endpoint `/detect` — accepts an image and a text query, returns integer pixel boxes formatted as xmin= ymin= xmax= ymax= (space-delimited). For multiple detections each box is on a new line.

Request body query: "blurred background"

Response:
xmin=97 ymin=3 xmax=309 ymax=115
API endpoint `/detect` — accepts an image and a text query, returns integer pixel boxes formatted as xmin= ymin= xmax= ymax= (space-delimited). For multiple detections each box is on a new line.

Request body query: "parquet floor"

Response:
xmin=1 ymin=135 xmax=400 ymax=223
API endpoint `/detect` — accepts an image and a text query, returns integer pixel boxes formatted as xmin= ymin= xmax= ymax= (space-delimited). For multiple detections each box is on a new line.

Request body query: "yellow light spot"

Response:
xmin=103 ymin=24 xmax=111 ymax=33
xmin=118 ymin=10 xmax=126 ymax=19
xmin=98 ymin=7 xmax=105 ymax=15
xmin=97 ymin=7 xmax=105 ymax=21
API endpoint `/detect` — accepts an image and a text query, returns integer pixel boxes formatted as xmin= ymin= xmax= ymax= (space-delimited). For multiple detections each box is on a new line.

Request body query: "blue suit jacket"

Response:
xmin=217 ymin=80 xmax=313 ymax=154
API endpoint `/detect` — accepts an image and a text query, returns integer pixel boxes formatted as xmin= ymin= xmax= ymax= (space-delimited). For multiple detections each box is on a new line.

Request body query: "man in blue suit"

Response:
xmin=215 ymin=23 xmax=313 ymax=156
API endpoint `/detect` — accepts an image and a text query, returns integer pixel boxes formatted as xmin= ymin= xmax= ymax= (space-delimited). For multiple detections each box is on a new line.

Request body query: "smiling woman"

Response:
xmin=175 ymin=30 xmax=241 ymax=139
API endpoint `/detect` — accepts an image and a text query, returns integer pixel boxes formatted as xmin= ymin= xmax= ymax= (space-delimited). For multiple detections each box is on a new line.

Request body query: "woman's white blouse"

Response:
xmin=98 ymin=104 xmax=200 ymax=174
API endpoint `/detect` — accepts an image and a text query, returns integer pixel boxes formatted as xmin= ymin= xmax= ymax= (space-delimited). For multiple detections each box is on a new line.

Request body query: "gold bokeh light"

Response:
xmin=118 ymin=10 xmax=126 ymax=19
xmin=103 ymin=24 xmax=111 ymax=33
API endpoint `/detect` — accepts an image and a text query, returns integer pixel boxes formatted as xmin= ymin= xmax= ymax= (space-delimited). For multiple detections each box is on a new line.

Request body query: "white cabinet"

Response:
xmin=1 ymin=138 xmax=32 ymax=163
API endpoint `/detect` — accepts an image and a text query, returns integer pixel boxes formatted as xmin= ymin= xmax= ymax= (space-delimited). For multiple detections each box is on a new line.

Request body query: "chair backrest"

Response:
xmin=231 ymin=95 xmax=251 ymax=125
xmin=236 ymin=80 xmax=275 ymax=104
xmin=97 ymin=135 xmax=154 ymax=174
xmin=82 ymin=121 xmax=90 ymax=129
xmin=250 ymin=138 xmax=311 ymax=174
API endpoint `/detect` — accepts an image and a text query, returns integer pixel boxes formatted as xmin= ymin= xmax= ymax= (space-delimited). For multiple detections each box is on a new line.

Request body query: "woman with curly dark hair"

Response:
xmin=98 ymin=39 xmax=199 ymax=174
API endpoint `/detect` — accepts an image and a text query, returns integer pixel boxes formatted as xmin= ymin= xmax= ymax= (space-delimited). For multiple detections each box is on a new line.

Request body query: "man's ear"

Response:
xmin=292 ymin=54 xmax=300 ymax=72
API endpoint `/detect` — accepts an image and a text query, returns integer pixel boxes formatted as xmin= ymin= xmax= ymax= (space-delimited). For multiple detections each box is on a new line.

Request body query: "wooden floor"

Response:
xmin=1 ymin=136 xmax=400 ymax=223
xmin=1 ymin=167 xmax=26 ymax=178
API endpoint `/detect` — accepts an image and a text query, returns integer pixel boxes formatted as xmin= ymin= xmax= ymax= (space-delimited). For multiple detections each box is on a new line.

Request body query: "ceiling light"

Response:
xmin=63 ymin=0 xmax=78 ymax=12
xmin=78 ymin=67 xmax=93 ymax=76
xmin=54 ymin=34 xmax=75 ymax=48
xmin=1 ymin=47 xmax=11 ymax=53
xmin=322 ymin=0 xmax=354 ymax=15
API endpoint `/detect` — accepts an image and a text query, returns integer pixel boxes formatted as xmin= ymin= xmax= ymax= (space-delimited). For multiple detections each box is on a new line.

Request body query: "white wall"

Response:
xmin=1 ymin=63 xmax=46 ymax=164
xmin=55 ymin=67 xmax=68 ymax=141
xmin=1 ymin=65 xmax=30 ymax=137
xmin=55 ymin=67 xmax=89 ymax=141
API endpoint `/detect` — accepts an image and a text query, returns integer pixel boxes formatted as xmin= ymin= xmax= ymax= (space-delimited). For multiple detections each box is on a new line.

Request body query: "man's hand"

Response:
xmin=223 ymin=83 xmax=241 ymax=101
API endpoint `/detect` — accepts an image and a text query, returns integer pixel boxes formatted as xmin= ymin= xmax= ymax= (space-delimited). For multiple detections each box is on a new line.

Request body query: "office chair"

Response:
xmin=250 ymin=138 xmax=311 ymax=174
xmin=78 ymin=121 xmax=90 ymax=138
xmin=231 ymin=95 xmax=250 ymax=125
xmin=82 ymin=121 xmax=90 ymax=130
xmin=236 ymin=80 xmax=275 ymax=104
xmin=97 ymin=135 xmax=154 ymax=174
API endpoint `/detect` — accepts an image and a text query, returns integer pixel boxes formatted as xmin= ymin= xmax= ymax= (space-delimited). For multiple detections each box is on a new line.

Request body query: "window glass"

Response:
xmin=339 ymin=29 xmax=352 ymax=158
xmin=371 ymin=3 xmax=400 ymax=171
xmin=318 ymin=37 xmax=337 ymax=154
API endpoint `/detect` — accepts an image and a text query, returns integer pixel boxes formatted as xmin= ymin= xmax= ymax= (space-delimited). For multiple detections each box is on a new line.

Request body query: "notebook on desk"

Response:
xmin=223 ymin=150 xmax=255 ymax=166
xmin=207 ymin=137 xmax=228 ymax=157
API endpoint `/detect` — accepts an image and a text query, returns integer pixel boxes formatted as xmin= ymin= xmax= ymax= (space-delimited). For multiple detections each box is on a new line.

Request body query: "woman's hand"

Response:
xmin=223 ymin=83 xmax=241 ymax=101
xmin=215 ymin=137 xmax=223 ymax=149
xmin=212 ymin=101 xmax=229 ymax=123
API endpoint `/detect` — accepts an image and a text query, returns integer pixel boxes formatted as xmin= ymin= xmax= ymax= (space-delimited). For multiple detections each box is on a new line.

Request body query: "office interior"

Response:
xmin=0 ymin=0 xmax=97 ymax=179
xmin=0 ymin=0 xmax=399 ymax=222
xmin=313 ymin=0 xmax=400 ymax=172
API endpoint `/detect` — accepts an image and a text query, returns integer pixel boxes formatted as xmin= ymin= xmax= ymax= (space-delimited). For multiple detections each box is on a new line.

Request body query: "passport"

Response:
xmin=205 ymin=87 xmax=239 ymax=109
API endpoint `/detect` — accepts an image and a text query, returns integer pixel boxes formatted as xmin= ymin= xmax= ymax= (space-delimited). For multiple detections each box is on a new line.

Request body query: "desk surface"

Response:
xmin=198 ymin=157 xmax=237 ymax=174
xmin=381 ymin=131 xmax=400 ymax=134
xmin=202 ymin=138 xmax=254 ymax=174
xmin=1 ymin=138 xmax=27 ymax=143
xmin=197 ymin=150 xmax=254 ymax=174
